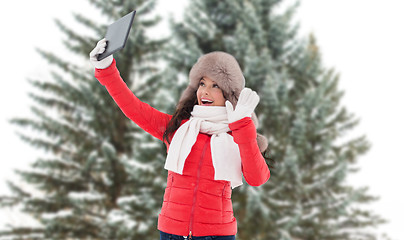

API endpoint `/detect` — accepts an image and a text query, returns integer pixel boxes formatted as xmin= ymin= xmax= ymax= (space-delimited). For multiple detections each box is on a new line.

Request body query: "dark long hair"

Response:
xmin=163 ymin=91 xmax=198 ymax=144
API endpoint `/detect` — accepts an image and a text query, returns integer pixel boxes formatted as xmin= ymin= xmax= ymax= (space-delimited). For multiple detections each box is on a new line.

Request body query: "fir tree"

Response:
xmin=1 ymin=0 xmax=389 ymax=239
xmin=0 ymin=0 xmax=168 ymax=239
xmin=164 ymin=0 xmax=386 ymax=239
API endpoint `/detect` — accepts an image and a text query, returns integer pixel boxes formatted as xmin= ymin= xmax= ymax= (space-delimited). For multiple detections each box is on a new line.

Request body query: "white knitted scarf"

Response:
xmin=164 ymin=105 xmax=243 ymax=189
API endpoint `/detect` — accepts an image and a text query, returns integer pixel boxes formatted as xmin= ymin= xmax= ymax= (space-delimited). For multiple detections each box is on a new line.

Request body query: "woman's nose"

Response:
xmin=202 ymin=88 xmax=210 ymax=96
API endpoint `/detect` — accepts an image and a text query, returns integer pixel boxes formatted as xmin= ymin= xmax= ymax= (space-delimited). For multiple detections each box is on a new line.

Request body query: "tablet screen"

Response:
xmin=97 ymin=10 xmax=136 ymax=61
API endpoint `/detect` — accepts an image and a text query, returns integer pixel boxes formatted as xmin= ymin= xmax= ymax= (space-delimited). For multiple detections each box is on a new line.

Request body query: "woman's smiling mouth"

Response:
xmin=200 ymin=98 xmax=214 ymax=105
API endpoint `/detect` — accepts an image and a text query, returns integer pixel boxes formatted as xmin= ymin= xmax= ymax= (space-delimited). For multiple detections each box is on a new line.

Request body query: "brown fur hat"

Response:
xmin=188 ymin=51 xmax=245 ymax=106
xmin=179 ymin=51 xmax=268 ymax=152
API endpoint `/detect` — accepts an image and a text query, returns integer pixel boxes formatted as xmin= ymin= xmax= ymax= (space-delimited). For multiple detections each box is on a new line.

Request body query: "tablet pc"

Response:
xmin=97 ymin=10 xmax=136 ymax=61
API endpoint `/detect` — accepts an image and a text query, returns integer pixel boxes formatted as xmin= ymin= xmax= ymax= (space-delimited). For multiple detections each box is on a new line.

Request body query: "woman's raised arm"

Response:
xmin=90 ymin=39 xmax=171 ymax=141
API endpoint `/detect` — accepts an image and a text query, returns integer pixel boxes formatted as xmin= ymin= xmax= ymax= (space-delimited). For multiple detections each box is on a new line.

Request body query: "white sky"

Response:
xmin=0 ymin=1 xmax=403 ymax=239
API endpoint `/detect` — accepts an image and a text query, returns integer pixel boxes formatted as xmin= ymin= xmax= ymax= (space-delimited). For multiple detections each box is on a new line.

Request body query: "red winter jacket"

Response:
xmin=95 ymin=59 xmax=270 ymax=237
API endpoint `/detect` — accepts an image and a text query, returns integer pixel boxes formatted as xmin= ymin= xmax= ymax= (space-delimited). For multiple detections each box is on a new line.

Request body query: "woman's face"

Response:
xmin=196 ymin=77 xmax=226 ymax=106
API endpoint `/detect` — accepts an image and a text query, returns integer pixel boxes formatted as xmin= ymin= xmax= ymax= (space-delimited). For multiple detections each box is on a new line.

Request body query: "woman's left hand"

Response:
xmin=225 ymin=88 xmax=260 ymax=123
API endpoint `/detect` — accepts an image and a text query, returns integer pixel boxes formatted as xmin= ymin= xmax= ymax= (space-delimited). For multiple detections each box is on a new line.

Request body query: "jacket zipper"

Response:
xmin=188 ymin=137 xmax=209 ymax=239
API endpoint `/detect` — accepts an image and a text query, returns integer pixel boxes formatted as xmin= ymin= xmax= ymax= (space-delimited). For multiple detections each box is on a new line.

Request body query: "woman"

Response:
xmin=90 ymin=39 xmax=270 ymax=240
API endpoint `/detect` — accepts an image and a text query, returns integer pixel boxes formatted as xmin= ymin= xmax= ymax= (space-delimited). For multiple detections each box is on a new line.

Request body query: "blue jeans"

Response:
xmin=160 ymin=231 xmax=236 ymax=240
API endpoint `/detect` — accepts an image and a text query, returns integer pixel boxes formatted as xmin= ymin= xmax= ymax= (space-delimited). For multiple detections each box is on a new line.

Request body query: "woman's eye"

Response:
xmin=213 ymin=84 xmax=219 ymax=88
xmin=199 ymin=82 xmax=205 ymax=86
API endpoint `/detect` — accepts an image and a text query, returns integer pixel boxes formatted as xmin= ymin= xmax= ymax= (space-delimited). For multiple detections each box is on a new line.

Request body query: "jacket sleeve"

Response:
xmin=229 ymin=117 xmax=270 ymax=186
xmin=94 ymin=59 xmax=171 ymax=141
